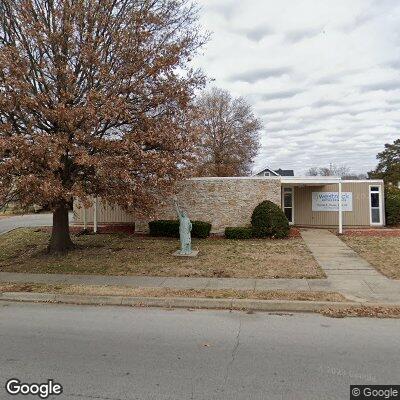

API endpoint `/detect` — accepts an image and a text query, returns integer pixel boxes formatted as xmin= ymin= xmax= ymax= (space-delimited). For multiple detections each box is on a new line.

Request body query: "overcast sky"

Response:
xmin=193 ymin=0 xmax=400 ymax=175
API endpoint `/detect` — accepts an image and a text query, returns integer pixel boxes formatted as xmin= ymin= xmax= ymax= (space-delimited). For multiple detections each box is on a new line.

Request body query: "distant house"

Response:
xmin=253 ymin=166 xmax=295 ymax=177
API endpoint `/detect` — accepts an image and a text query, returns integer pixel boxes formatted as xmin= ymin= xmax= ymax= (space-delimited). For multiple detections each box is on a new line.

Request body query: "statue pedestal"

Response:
xmin=172 ymin=250 xmax=199 ymax=257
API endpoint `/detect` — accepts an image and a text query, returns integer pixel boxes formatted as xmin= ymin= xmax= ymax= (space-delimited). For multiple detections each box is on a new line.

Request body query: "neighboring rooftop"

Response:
xmin=253 ymin=166 xmax=295 ymax=177
xmin=274 ymin=168 xmax=295 ymax=177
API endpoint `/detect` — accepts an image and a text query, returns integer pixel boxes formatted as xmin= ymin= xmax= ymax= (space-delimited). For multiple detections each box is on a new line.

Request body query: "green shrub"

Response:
xmin=385 ymin=186 xmax=400 ymax=226
xmin=225 ymin=227 xmax=253 ymax=239
xmin=251 ymin=200 xmax=290 ymax=239
xmin=148 ymin=220 xmax=211 ymax=238
xmin=192 ymin=221 xmax=212 ymax=238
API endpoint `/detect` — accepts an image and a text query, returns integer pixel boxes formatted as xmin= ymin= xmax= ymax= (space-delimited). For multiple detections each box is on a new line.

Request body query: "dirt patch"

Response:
xmin=341 ymin=236 xmax=400 ymax=279
xmin=0 ymin=283 xmax=345 ymax=302
xmin=0 ymin=228 xmax=324 ymax=279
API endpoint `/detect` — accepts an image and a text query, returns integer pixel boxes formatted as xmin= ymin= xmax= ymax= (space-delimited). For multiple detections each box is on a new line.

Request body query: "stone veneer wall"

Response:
xmin=135 ymin=177 xmax=282 ymax=234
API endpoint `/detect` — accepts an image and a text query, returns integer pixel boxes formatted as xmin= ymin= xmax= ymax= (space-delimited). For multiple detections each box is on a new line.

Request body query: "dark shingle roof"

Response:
xmin=274 ymin=169 xmax=294 ymax=176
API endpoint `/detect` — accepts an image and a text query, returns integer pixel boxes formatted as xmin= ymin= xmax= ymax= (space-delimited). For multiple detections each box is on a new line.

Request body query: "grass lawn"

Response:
xmin=342 ymin=236 xmax=400 ymax=279
xmin=0 ymin=228 xmax=324 ymax=279
xmin=0 ymin=283 xmax=344 ymax=302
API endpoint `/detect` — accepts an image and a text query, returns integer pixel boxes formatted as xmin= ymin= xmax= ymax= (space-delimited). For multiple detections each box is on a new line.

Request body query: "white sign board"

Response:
xmin=312 ymin=192 xmax=353 ymax=212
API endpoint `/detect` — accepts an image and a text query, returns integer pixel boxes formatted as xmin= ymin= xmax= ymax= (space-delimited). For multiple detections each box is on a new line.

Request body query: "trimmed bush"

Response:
xmin=385 ymin=186 xmax=400 ymax=226
xmin=251 ymin=200 xmax=290 ymax=239
xmin=148 ymin=220 xmax=211 ymax=238
xmin=225 ymin=227 xmax=253 ymax=239
xmin=192 ymin=220 xmax=212 ymax=238
xmin=149 ymin=220 xmax=179 ymax=237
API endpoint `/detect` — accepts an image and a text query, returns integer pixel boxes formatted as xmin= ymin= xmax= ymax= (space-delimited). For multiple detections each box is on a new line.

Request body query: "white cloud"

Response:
xmin=193 ymin=0 xmax=400 ymax=174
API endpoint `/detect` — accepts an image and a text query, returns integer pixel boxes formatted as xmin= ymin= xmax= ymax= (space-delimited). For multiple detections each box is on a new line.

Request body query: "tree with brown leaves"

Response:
xmin=192 ymin=87 xmax=261 ymax=177
xmin=0 ymin=0 xmax=207 ymax=252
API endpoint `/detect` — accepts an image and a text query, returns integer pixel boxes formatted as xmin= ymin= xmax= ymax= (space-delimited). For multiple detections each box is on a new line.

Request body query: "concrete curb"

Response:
xmin=1 ymin=291 xmax=399 ymax=312
xmin=0 ymin=227 xmax=18 ymax=236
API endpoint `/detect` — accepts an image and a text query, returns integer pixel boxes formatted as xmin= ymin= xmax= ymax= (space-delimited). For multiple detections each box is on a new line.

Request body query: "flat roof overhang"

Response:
xmin=281 ymin=177 xmax=385 ymax=186
xmin=281 ymin=176 xmax=340 ymax=186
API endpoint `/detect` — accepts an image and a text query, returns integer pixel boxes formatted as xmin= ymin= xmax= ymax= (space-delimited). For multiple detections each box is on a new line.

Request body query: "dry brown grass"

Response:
xmin=321 ymin=305 xmax=400 ymax=318
xmin=0 ymin=283 xmax=344 ymax=302
xmin=342 ymin=236 xmax=400 ymax=279
xmin=0 ymin=228 xmax=324 ymax=279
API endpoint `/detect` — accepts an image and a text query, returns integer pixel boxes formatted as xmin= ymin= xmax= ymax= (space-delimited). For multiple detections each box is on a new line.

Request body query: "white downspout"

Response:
xmin=93 ymin=197 xmax=98 ymax=233
xmin=338 ymin=181 xmax=343 ymax=234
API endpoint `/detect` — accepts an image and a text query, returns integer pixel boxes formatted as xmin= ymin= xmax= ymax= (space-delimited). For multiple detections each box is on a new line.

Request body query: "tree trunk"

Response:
xmin=48 ymin=202 xmax=75 ymax=253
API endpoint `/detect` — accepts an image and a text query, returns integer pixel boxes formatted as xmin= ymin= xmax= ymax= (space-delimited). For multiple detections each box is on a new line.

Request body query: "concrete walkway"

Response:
xmin=0 ymin=272 xmax=313 ymax=291
xmin=301 ymin=229 xmax=400 ymax=303
xmin=1 ymin=266 xmax=400 ymax=304
xmin=301 ymin=229 xmax=380 ymax=278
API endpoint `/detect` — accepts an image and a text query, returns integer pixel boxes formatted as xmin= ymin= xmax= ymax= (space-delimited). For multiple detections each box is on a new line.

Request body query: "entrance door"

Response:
xmin=369 ymin=185 xmax=383 ymax=225
xmin=282 ymin=187 xmax=294 ymax=225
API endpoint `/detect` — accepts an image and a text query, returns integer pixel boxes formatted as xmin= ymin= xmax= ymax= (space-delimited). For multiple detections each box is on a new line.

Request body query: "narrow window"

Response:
xmin=370 ymin=186 xmax=381 ymax=225
xmin=283 ymin=187 xmax=293 ymax=224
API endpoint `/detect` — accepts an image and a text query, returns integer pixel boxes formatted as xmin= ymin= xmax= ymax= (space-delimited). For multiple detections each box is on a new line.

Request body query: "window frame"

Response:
xmin=369 ymin=185 xmax=383 ymax=226
xmin=282 ymin=187 xmax=294 ymax=225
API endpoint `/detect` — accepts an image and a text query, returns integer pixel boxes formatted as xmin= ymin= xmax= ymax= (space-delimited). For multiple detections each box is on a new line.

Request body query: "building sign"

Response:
xmin=312 ymin=192 xmax=353 ymax=212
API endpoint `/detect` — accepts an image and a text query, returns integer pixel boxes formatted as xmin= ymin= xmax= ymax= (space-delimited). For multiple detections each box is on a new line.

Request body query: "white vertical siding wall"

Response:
xmin=73 ymin=199 xmax=135 ymax=225
xmin=292 ymin=181 xmax=385 ymax=227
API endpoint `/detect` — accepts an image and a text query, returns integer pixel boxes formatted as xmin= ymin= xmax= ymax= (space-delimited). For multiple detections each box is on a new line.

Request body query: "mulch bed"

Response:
xmin=289 ymin=227 xmax=301 ymax=237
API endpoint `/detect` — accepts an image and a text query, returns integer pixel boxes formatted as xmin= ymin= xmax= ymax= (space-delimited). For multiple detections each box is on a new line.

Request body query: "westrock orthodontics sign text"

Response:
xmin=312 ymin=192 xmax=353 ymax=212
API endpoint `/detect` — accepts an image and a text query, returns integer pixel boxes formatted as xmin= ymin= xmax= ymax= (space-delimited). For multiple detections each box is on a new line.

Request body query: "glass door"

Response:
xmin=282 ymin=187 xmax=294 ymax=225
xmin=369 ymin=186 xmax=382 ymax=225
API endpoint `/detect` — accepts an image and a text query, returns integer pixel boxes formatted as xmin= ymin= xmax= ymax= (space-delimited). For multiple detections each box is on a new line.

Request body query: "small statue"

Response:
xmin=174 ymin=198 xmax=192 ymax=255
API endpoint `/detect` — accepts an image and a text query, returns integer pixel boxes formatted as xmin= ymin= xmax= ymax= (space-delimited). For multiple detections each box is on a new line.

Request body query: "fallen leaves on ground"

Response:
xmin=0 ymin=283 xmax=346 ymax=302
xmin=321 ymin=305 xmax=400 ymax=318
xmin=341 ymin=236 xmax=400 ymax=279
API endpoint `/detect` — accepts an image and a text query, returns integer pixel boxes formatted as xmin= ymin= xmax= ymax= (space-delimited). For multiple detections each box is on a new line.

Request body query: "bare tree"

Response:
xmin=342 ymin=173 xmax=368 ymax=180
xmin=0 ymin=0 xmax=207 ymax=252
xmin=192 ymin=87 xmax=262 ymax=177
xmin=306 ymin=164 xmax=351 ymax=177
xmin=306 ymin=167 xmax=320 ymax=176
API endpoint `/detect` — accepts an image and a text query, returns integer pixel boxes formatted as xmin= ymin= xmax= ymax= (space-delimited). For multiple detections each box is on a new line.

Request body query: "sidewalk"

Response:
xmin=0 ymin=272 xmax=314 ymax=291
xmin=0 ymin=270 xmax=399 ymax=304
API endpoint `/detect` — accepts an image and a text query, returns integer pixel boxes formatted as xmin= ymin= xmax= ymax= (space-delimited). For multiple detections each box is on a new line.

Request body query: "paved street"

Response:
xmin=0 ymin=213 xmax=53 ymax=234
xmin=0 ymin=302 xmax=399 ymax=400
